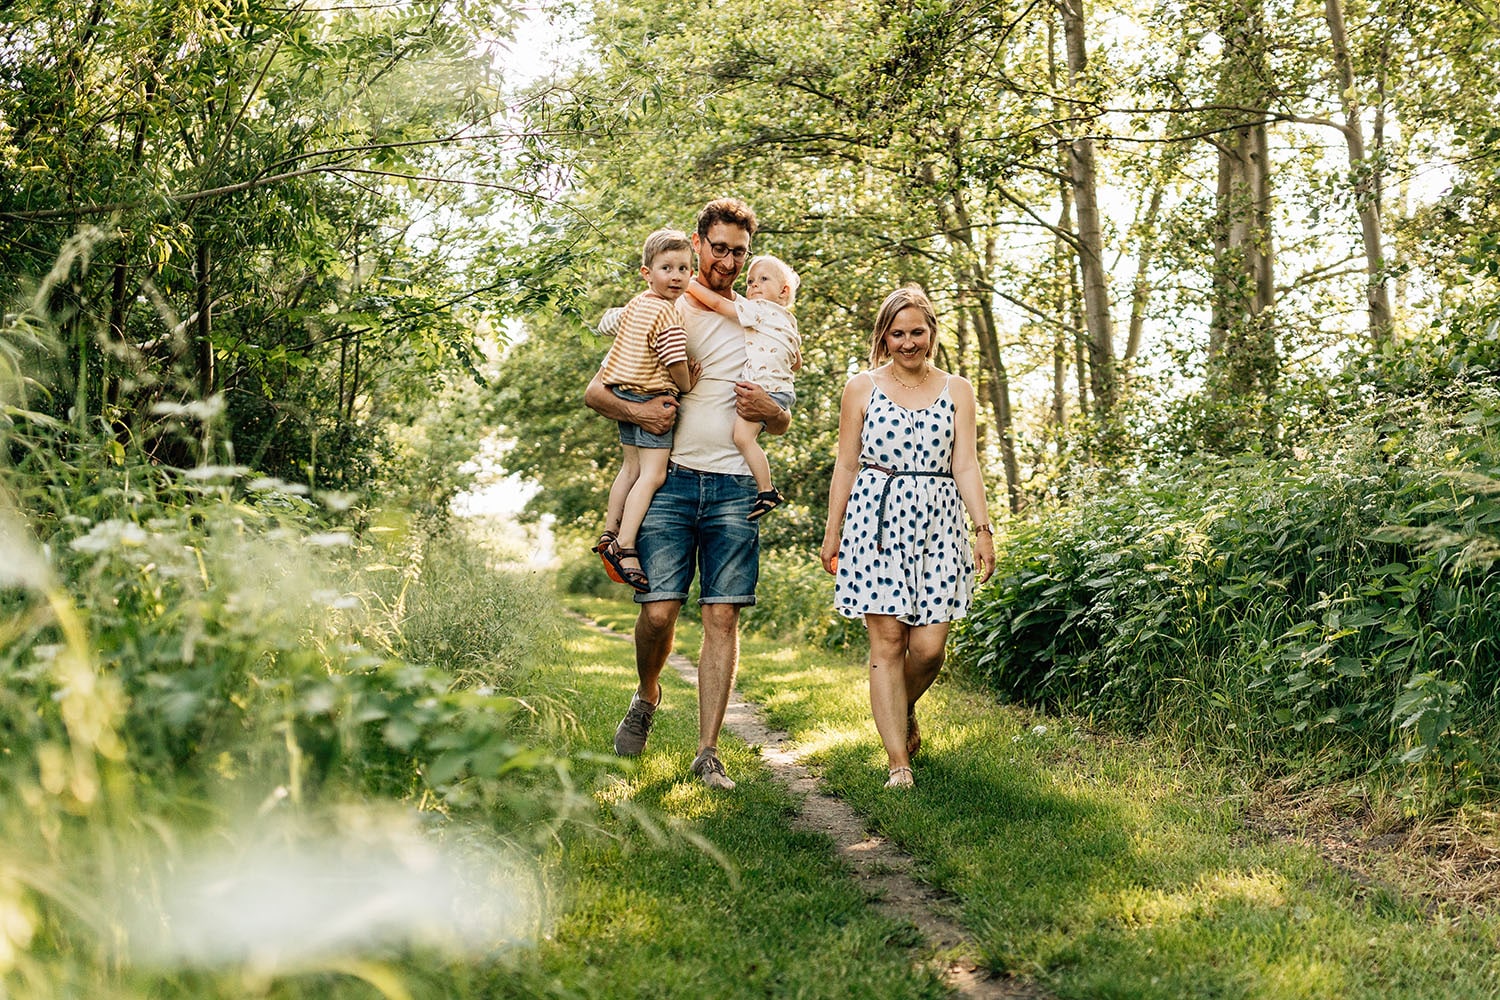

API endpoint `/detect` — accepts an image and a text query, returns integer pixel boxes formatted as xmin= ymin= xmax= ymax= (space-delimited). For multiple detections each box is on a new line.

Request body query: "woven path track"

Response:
xmin=572 ymin=612 xmax=1047 ymax=999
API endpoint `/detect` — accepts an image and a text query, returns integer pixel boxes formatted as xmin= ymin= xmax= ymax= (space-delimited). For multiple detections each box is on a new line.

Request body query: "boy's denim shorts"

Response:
xmin=635 ymin=463 xmax=760 ymax=606
xmin=611 ymin=386 xmax=675 ymax=449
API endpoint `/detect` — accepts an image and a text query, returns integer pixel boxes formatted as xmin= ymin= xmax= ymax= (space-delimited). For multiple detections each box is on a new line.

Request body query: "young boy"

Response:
xmin=594 ymin=229 xmax=697 ymax=592
xmin=683 ymin=253 xmax=801 ymax=520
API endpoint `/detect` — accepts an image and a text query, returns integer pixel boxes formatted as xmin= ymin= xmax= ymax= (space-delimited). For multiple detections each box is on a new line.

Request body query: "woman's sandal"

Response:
xmin=593 ymin=530 xmax=623 ymax=583
xmin=602 ymin=541 xmax=650 ymax=594
xmin=747 ymin=488 xmax=785 ymax=522
xmin=885 ymin=765 xmax=914 ymax=789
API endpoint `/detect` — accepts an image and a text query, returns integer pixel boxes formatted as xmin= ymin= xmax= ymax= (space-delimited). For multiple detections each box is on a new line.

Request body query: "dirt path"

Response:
xmin=573 ymin=612 xmax=1047 ymax=999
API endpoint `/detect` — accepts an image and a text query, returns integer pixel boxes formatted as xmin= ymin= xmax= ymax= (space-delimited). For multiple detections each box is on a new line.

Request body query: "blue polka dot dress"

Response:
xmin=834 ymin=377 xmax=974 ymax=625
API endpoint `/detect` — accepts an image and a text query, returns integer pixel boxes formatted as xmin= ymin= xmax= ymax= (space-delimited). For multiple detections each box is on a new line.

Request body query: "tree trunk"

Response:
xmin=922 ymin=153 xmax=1023 ymax=510
xmin=1125 ymin=179 xmax=1165 ymax=366
xmin=1048 ymin=17 xmax=1077 ymax=450
xmin=1325 ymin=0 xmax=1394 ymax=345
xmin=195 ymin=239 xmax=214 ymax=399
xmin=1058 ymin=0 xmax=1118 ymax=423
xmin=1209 ymin=0 xmax=1277 ymax=410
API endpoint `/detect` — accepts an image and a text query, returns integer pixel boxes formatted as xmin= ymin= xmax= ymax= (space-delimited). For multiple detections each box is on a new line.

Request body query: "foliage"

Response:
xmin=0 ymin=414 xmax=581 ymax=994
xmin=0 ymin=0 xmax=532 ymax=492
xmin=740 ymin=548 xmax=863 ymax=650
xmin=952 ymin=370 xmax=1500 ymax=807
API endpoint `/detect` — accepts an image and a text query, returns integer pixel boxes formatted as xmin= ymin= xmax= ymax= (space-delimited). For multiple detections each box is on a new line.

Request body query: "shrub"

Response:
xmin=952 ymin=383 xmax=1500 ymax=807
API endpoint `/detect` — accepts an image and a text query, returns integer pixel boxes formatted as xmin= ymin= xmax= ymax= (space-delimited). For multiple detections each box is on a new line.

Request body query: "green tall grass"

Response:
xmin=0 ymin=416 xmax=581 ymax=996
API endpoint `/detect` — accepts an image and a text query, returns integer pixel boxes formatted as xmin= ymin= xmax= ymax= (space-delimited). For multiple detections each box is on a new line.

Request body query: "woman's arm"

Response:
xmin=684 ymin=277 xmax=740 ymax=320
xmin=820 ymin=374 xmax=874 ymax=573
xmin=949 ymin=377 xmax=995 ymax=583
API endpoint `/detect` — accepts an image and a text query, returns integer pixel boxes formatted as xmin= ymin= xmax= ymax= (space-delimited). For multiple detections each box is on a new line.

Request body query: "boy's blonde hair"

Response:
xmin=748 ymin=254 xmax=800 ymax=308
xmin=641 ymin=228 xmax=692 ymax=267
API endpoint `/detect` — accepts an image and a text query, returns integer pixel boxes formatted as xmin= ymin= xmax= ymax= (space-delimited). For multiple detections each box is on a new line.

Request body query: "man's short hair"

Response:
xmin=696 ymin=198 xmax=758 ymax=240
xmin=642 ymin=228 xmax=692 ymax=267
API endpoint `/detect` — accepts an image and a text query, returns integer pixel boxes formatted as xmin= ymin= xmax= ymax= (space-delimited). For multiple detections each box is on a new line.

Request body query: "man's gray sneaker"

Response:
xmin=690 ymin=746 xmax=735 ymax=790
xmin=613 ymin=691 xmax=658 ymax=756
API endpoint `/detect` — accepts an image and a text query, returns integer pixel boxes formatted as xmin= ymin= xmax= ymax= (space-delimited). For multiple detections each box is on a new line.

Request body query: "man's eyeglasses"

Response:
xmin=704 ymin=241 xmax=749 ymax=262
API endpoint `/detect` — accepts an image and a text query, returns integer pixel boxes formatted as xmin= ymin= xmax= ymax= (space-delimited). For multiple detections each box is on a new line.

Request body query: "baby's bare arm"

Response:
xmin=685 ymin=278 xmax=739 ymax=319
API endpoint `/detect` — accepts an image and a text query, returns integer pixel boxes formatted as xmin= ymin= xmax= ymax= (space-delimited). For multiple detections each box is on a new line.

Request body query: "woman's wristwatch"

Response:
xmin=972 ymin=523 xmax=993 ymax=535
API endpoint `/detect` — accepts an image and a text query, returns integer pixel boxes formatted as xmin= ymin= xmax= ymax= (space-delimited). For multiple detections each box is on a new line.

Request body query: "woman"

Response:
xmin=820 ymin=285 xmax=995 ymax=788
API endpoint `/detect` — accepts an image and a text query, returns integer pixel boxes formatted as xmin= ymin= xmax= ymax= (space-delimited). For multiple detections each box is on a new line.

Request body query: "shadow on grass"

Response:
xmin=559 ymin=596 xmax=1500 ymax=999
xmin=510 ymin=614 xmax=951 ymax=1000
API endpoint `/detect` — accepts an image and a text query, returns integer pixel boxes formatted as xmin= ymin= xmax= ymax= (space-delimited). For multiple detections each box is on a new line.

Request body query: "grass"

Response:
xmin=496 ymin=612 xmax=949 ymax=999
xmin=562 ymin=589 xmax=1500 ymax=1000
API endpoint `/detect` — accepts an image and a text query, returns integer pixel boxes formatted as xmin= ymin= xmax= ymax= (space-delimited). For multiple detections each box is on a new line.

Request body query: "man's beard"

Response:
xmin=699 ymin=265 xmax=739 ymax=293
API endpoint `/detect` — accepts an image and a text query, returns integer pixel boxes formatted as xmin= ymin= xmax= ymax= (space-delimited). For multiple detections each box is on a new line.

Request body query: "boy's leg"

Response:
xmin=617 ymin=447 xmax=672 ymax=574
xmin=732 ymin=416 xmax=773 ymax=494
xmin=605 ymin=444 xmax=642 ymax=534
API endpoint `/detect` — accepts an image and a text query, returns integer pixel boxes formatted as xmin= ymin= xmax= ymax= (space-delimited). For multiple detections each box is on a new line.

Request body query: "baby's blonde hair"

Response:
xmin=748 ymin=254 xmax=800 ymax=308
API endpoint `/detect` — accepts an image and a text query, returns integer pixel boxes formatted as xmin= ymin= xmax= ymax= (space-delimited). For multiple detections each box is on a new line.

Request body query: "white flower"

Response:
xmin=70 ymin=519 xmax=149 ymax=553
xmin=307 ymin=532 xmax=352 ymax=548
xmin=182 ymin=464 xmax=249 ymax=481
xmin=1031 ymin=724 xmax=1048 ymax=737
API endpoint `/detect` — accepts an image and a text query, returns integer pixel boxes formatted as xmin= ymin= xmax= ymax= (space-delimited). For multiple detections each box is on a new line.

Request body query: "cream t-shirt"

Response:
xmin=670 ymin=295 xmax=751 ymax=474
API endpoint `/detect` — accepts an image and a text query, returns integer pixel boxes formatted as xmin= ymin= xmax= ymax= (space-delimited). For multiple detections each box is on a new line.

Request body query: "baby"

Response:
xmin=684 ymin=254 xmax=801 ymax=520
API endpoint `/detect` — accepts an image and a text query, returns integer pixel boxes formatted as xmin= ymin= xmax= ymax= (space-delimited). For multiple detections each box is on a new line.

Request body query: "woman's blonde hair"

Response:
xmin=868 ymin=284 xmax=937 ymax=367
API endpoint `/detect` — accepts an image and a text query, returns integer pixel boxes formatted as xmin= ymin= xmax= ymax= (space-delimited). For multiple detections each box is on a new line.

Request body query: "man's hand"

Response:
xmin=630 ymin=395 xmax=679 ymax=436
xmin=734 ymin=381 xmax=789 ymax=434
xmin=584 ymin=373 xmax=680 ymax=435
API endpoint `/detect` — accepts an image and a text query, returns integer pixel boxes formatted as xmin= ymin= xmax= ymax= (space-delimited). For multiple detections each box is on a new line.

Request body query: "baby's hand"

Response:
xmin=688 ymin=358 xmax=702 ymax=391
xmin=790 ymin=348 xmax=804 ymax=373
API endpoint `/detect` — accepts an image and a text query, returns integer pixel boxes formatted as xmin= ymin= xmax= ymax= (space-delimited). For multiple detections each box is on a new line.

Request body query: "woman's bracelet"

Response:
xmin=972 ymin=523 xmax=993 ymax=535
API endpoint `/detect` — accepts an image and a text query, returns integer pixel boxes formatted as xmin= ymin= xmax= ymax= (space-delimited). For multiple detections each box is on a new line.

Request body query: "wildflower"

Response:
xmin=70 ymin=519 xmax=148 ymax=553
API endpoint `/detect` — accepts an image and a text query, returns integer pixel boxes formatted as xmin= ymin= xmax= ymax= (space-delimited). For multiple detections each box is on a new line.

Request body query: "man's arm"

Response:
xmin=584 ymin=371 xmax=679 ymax=436
xmin=733 ymin=381 xmax=791 ymax=435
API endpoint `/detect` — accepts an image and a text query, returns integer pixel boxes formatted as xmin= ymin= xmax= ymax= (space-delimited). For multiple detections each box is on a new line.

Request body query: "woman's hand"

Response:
xmin=974 ymin=530 xmax=996 ymax=584
xmin=819 ymin=530 xmax=840 ymax=574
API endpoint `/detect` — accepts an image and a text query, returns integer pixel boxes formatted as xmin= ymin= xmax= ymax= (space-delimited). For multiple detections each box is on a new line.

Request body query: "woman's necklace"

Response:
xmin=889 ymin=362 xmax=931 ymax=390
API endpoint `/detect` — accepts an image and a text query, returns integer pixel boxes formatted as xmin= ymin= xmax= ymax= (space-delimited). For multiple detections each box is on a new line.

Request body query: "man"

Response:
xmin=584 ymin=198 xmax=790 ymax=789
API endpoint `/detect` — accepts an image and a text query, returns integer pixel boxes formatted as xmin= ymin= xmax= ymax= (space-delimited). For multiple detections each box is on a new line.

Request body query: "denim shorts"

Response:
xmin=611 ymin=386 xmax=675 ymax=449
xmin=636 ymin=463 xmax=760 ymax=606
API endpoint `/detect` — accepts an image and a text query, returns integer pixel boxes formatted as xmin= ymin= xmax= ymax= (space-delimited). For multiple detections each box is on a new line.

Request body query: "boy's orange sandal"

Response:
xmin=593 ymin=531 xmax=624 ymax=583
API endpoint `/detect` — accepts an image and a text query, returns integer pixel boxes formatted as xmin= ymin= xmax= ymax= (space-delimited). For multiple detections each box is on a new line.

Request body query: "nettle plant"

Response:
xmin=952 ymin=383 xmax=1500 ymax=807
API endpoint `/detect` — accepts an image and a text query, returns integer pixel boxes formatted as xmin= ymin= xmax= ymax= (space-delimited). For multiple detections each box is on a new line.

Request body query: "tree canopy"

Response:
xmin=486 ymin=0 xmax=1500 ymax=543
